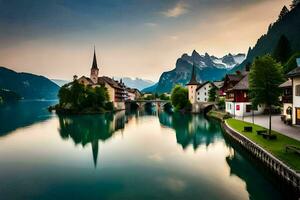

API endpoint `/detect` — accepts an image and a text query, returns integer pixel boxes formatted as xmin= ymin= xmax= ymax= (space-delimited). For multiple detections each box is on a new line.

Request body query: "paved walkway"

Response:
xmin=235 ymin=115 xmax=300 ymax=141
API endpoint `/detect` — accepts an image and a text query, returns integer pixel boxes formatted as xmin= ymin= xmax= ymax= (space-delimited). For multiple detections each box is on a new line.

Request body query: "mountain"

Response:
xmin=115 ymin=77 xmax=155 ymax=91
xmin=51 ymin=79 xmax=70 ymax=87
xmin=144 ymin=51 xmax=245 ymax=93
xmin=231 ymin=4 xmax=300 ymax=72
xmin=0 ymin=67 xmax=60 ymax=100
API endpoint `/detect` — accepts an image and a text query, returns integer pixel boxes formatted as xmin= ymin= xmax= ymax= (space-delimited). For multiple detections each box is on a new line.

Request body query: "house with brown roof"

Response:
xmin=224 ymin=72 xmax=264 ymax=117
xmin=77 ymin=49 xmax=128 ymax=110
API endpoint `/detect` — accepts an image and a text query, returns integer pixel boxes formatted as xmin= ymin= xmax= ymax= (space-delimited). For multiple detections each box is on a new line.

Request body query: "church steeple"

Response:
xmin=90 ymin=46 xmax=99 ymax=84
xmin=92 ymin=46 xmax=98 ymax=70
xmin=186 ymin=64 xmax=200 ymax=85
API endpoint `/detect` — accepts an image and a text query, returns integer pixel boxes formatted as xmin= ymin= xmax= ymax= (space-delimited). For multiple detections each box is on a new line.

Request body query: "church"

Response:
xmin=77 ymin=49 xmax=127 ymax=110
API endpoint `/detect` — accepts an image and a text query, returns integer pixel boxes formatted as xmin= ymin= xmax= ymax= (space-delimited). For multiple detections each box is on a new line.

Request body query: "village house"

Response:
xmin=77 ymin=49 xmax=129 ymax=110
xmin=279 ymin=79 xmax=293 ymax=124
xmin=223 ymin=71 xmax=264 ymax=117
xmin=286 ymin=58 xmax=300 ymax=125
xmin=126 ymin=88 xmax=141 ymax=101
xmin=186 ymin=65 xmax=219 ymax=112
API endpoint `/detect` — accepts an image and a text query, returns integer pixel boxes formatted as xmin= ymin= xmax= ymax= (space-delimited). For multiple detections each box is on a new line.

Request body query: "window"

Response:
xmin=198 ymin=98 xmax=200 ymax=101
xmin=205 ymin=98 xmax=207 ymax=101
xmin=296 ymin=85 xmax=300 ymax=96
xmin=236 ymin=105 xmax=240 ymax=111
xmin=246 ymin=105 xmax=251 ymax=113
xmin=205 ymin=92 xmax=206 ymax=95
xmin=198 ymin=92 xmax=200 ymax=95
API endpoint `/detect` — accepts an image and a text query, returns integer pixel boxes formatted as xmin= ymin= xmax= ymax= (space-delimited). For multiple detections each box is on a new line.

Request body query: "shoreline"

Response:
xmin=221 ymin=120 xmax=300 ymax=197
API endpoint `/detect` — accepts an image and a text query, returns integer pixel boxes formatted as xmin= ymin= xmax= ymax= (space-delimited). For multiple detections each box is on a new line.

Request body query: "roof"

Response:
xmin=196 ymin=81 xmax=210 ymax=91
xmin=213 ymin=81 xmax=224 ymax=89
xmin=186 ymin=65 xmax=200 ymax=85
xmin=99 ymin=76 xmax=123 ymax=89
xmin=78 ymin=76 xmax=94 ymax=85
xmin=92 ymin=49 xmax=98 ymax=69
xmin=279 ymin=79 xmax=292 ymax=88
xmin=226 ymin=74 xmax=242 ymax=82
xmin=287 ymin=67 xmax=300 ymax=78
xmin=231 ymin=74 xmax=249 ymax=90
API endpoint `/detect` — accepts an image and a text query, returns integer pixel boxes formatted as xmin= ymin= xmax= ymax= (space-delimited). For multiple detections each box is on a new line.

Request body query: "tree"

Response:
xmin=171 ymin=85 xmax=191 ymax=111
xmin=278 ymin=6 xmax=289 ymax=21
xmin=291 ymin=0 xmax=300 ymax=9
xmin=283 ymin=52 xmax=300 ymax=74
xmin=249 ymin=55 xmax=284 ymax=135
xmin=208 ymin=86 xmax=217 ymax=102
xmin=272 ymin=35 xmax=292 ymax=64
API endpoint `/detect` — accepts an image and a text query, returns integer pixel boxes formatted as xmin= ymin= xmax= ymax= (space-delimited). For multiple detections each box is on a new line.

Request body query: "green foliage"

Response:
xmin=278 ymin=6 xmax=289 ymax=21
xmin=249 ymin=55 xmax=284 ymax=108
xmin=0 ymin=89 xmax=21 ymax=103
xmin=272 ymin=35 xmax=292 ymax=64
xmin=159 ymin=93 xmax=170 ymax=101
xmin=291 ymin=0 xmax=300 ymax=9
xmin=171 ymin=85 xmax=190 ymax=111
xmin=58 ymin=80 xmax=111 ymax=113
xmin=217 ymin=98 xmax=225 ymax=110
xmin=283 ymin=52 xmax=300 ymax=74
xmin=208 ymin=86 xmax=217 ymax=102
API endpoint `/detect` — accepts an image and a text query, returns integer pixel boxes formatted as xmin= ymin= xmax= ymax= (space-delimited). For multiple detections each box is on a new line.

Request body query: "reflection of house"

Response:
xmin=77 ymin=49 xmax=128 ymax=110
xmin=279 ymin=79 xmax=293 ymax=123
xmin=286 ymin=58 xmax=300 ymax=125
xmin=223 ymin=71 xmax=264 ymax=117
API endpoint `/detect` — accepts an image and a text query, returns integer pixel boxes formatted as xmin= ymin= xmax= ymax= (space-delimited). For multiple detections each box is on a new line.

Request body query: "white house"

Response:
xmin=195 ymin=81 xmax=214 ymax=102
xmin=287 ymin=58 xmax=300 ymax=125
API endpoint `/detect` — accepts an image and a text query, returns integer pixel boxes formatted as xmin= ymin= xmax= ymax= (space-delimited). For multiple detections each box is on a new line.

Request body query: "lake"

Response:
xmin=0 ymin=101 xmax=285 ymax=199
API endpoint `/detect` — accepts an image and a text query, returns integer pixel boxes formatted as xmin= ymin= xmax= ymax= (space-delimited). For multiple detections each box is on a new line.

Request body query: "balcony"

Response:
xmin=282 ymin=95 xmax=293 ymax=103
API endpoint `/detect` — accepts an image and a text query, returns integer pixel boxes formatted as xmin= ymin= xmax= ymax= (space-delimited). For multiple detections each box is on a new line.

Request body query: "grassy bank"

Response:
xmin=226 ymin=118 xmax=300 ymax=171
xmin=207 ymin=110 xmax=231 ymax=121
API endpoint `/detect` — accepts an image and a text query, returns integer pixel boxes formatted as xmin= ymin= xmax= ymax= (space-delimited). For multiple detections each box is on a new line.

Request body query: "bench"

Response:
xmin=243 ymin=126 xmax=253 ymax=132
xmin=256 ymin=130 xmax=267 ymax=135
xmin=286 ymin=145 xmax=300 ymax=155
xmin=256 ymin=130 xmax=277 ymax=140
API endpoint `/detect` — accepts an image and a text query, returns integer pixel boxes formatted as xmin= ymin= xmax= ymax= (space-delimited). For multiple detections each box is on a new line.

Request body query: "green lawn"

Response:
xmin=226 ymin=118 xmax=300 ymax=172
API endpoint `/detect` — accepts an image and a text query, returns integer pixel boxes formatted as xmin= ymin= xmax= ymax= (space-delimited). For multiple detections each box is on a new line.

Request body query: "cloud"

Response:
xmin=162 ymin=1 xmax=189 ymax=18
xmin=144 ymin=22 xmax=158 ymax=27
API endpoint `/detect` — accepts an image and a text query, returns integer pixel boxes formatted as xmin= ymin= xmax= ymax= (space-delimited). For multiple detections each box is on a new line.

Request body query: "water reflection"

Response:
xmin=159 ymin=112 xmax=222 ymax=149
xmin=58 ymin=111 xmax=127 ymax=167
xmin=0 ymin=100 xmax=56 ymax=137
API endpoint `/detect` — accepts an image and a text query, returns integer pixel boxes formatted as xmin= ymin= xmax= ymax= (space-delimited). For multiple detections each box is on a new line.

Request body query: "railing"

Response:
xmin=222 ymin=122 xmax=300 ymax=193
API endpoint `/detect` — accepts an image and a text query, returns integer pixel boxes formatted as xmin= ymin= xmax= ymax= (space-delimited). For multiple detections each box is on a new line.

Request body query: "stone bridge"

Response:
xmin=192 ymin=102 xmax=217 ymax=113
xmin=125 ymin=100 xmax=170 ymax=110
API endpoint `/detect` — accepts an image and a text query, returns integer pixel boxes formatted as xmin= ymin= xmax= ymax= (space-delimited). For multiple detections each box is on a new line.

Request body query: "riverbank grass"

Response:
xmin=226 ymin=118 xmax=300 ymax=171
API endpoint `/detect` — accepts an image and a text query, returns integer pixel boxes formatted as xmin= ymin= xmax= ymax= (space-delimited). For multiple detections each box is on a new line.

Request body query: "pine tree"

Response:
xmin=291 ymin=0 xmax=300 ymax=9
xmin=278 ymin=6 xmax=289 ymax=21
xmin=272 ymin=35 xmax=292 ymax=64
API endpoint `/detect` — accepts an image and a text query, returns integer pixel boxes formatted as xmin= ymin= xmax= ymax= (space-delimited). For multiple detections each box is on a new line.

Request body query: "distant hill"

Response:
xmin=144 ymin=50 xmax=245 ymax=93
xmin=0 ymin=67 xmax=60 ymax=100
xmin=115 ymin=77 xmax=155 ymax=91
xmin=51 ymin=79 xmax=70 ymax=87
xmin=231 ymin=4 xmax=300 ymax=72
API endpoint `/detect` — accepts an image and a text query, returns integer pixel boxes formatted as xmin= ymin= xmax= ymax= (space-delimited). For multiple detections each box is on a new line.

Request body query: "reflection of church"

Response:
xmin=58 ymin=111 xmax=127 ymax=167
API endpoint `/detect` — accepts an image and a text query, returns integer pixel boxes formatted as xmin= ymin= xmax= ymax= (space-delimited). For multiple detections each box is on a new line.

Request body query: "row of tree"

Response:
xmin=56 ymin=80 xmax=113 ymax=114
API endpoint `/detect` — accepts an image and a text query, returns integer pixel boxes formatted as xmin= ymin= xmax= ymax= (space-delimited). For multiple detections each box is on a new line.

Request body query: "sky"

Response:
xmin=0 ymin=0 xmax=290 ymax=81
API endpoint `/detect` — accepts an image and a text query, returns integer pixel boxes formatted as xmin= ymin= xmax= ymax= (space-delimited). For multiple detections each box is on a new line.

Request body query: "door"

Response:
xmin=296 ymin=108 xmax=300 ymax=125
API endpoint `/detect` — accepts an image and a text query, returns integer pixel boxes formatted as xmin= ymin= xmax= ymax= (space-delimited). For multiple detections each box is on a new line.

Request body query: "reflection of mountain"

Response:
xmin=158 ymin=113 xmax=221 ymax=149
xmin=226 ymin=149 xmax=283 ymax=200
xmin=58 ymin=111 xmax=127 ymax=167
xmin=0 ymin=100 xmax=56 ymax=137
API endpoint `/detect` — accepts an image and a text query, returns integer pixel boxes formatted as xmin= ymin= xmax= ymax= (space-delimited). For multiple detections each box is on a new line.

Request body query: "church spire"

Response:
xmin=92 ymin=46 xmax=98 ymax=69
xmin=186 ymin=64 xmax=200 ymax=85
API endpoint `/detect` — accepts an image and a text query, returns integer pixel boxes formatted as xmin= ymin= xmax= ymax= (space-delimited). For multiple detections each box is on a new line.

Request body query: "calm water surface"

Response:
xmin=0 ymin=101 xmax=284 ymax=199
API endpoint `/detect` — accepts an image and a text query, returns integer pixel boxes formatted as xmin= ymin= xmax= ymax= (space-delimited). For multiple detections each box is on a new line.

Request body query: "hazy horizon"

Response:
xmin=0 ymin=0 xmax=290 ymax=82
